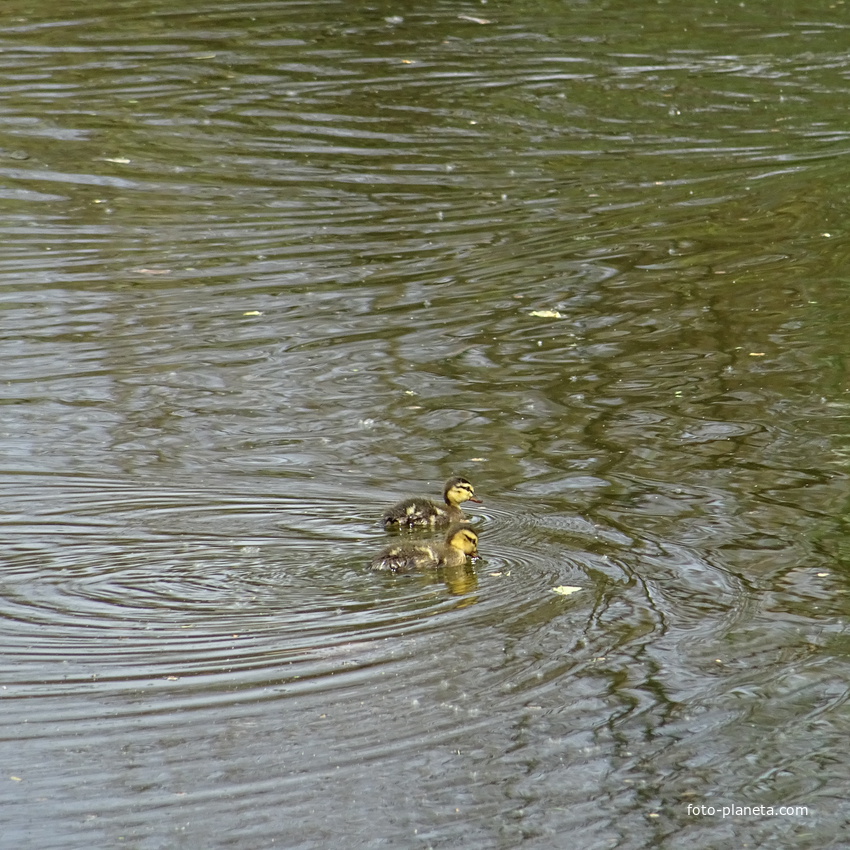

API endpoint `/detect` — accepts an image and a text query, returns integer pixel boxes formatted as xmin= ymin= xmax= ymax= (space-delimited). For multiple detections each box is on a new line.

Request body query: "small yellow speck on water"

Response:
xmin=817 ymin=572 xmax=829 ymax=577
xmin=749 ymin=352 xmax=765 ymax=357
xmin=552 ymin=586 xmax=582 ymax=596
xmin=470 ymin=457 xmax=485 ymax=462
xmin=648 ymin=813 xmax=660 ymax=818
xmin=10 ymin=776 xmax=22 ymax=782
xmin=243 ymin=310 xmax=263 ymax=316
xmin=401 ymin=59 xmax=413 ymax=64
xmin=165 ymin=676 xmax=179 ymax=681
xmin=102 ymin=157 xmax=130 ymax=164
xmin=529 ymin=310 xmax=563 ymax=318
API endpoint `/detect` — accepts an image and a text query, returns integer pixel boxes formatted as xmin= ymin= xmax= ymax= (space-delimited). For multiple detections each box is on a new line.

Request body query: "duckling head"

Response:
xmin=445 ymin=522 xmax=479 ymax=557
xmin=443 ymin=476 xmax=482 ymax=508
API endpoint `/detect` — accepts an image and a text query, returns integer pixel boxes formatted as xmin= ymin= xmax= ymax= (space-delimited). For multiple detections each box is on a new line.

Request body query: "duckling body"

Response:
xmin=382 ymin=476 xmax=481 ymax=531
xmin=371 ymin=522 xmax=479 ymax=573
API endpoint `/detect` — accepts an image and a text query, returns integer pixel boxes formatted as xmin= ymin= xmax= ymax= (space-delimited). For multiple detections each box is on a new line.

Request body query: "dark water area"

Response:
xmin=2 ymin=0 xmax=850 ymax=847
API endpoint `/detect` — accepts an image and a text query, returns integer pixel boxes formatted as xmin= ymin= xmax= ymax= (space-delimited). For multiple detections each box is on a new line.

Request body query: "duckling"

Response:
xmin=371 ymin=522 xmax=479 ymax=573
xmin=382 ymin=476 xmax=481 ymax=531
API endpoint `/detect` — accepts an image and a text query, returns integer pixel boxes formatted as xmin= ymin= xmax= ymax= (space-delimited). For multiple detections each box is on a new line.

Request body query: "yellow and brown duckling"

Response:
xmin=371 ymin=522 xmax=479 ymax=573
xmin=381 ymin=476 xmax=481 ymax=531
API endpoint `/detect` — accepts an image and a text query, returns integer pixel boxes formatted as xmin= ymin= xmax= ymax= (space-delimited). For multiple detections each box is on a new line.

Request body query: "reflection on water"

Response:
xmin=2 ymin=0 xmax=849 ymax=847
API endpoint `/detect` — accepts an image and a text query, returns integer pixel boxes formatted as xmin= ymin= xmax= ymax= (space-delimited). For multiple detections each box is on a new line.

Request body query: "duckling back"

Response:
xmin=381 ymin=497 xmax=464 ymax=531
xmin=370 ymin=540 xmax=444 ymax=573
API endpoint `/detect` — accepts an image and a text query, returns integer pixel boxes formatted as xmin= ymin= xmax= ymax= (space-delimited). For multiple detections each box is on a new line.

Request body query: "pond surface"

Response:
xmin=2 ymin=0 xmax=850 ymax=847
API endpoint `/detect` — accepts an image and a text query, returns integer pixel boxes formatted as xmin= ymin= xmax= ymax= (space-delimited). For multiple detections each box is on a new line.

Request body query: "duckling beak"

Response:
xmin=468 ymin=497 xmax=482 ymax=504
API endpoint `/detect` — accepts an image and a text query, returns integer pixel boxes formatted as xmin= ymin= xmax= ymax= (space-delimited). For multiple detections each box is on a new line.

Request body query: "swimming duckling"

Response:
xmin=382 ymin=476 xmax=481 ymax=531
xmin=370 ymin=522 xmax=479 ymax=573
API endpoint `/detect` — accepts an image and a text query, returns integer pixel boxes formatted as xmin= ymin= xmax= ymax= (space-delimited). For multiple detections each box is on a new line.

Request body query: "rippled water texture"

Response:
xmin=3 ymin=0 xmax=850 ymax=847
